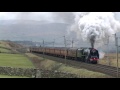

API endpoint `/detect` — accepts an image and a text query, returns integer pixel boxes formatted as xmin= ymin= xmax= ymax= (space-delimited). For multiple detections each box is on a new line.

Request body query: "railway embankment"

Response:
xmin=25 ymin=53 xmax=112 ymax=78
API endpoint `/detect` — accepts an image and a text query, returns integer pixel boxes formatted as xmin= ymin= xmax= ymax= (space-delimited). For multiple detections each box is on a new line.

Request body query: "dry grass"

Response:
xmin=0 ymin=41 xmax=12 ymax=49
xmin=58 ymin=66 xmax=111 ymax=78
xmin=26 ymin=53 xmax=43 ymax=59
xmin=98 ymin=53 xmax=120 ymax=67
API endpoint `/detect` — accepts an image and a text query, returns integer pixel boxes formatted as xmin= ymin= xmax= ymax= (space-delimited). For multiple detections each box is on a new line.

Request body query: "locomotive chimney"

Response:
xmin=90 ymin=35 xmax=95 ymax=48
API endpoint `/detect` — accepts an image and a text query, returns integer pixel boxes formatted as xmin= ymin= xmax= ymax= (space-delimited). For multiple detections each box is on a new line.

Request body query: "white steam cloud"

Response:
xmin=99 ymin=50 xmax=105 ymax=59
xmin=69 ymin=12 xmax=120 ymax=48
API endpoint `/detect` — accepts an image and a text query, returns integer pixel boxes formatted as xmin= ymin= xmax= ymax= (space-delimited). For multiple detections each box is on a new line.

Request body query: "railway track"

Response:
xmin=32 ymin=52 xmax=120 ymax=78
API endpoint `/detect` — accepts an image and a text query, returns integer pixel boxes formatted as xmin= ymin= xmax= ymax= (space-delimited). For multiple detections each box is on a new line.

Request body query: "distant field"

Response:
xmin=0 ymin=75 xmax=29 ymax=78
xmin=0 ymin=54 xmax=35 ymax=68
xmin=98 ymin=53 xmax=120 ymax=67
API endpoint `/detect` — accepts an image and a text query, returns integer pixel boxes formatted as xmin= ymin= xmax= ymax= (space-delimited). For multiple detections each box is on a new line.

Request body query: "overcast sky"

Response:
xmin=0 ymin=12 xmax=120 ymax=47
xmin=0 ymin=12 xmax=53 ymax=20
xmin=0 ymin=12 xmax=75 ymax=42
xmin=0 ymin=12 xmax=120 ymax=23
xmin=0 ymin=12 xmax=75 ymax=24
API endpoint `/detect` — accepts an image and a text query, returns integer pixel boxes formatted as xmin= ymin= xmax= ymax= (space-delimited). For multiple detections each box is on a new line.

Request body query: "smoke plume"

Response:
xmin=69 ymin=12 xmax=120 ymax=48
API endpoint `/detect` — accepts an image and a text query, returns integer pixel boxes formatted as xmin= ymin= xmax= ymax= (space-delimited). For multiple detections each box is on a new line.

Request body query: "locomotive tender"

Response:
xmin=30 ymin=47 xmax=99 ymax=64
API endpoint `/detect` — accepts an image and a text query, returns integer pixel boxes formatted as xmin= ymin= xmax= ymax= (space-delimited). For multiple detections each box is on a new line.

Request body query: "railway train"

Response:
xmin=29 ymin=47 xmax=99 ymax=64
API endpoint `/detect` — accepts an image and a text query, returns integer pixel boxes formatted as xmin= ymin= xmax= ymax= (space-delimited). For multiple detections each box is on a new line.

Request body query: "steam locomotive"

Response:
xmin=30 ymin=47 xmax=99 ymax=64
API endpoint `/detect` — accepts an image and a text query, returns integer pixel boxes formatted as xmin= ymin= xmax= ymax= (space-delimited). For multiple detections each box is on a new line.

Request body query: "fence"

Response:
xmin=0 ymin=66 xmax=80 ymax=78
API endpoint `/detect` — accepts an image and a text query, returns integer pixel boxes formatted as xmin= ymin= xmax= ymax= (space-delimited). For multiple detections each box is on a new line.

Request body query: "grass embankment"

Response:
xmin=0 ymin=48 xmax=11 ymax=53
xmin=0 ymin=75 xmax=29 ymax=78
xmin=26 ymin=53 xmax=112 ymax=78
xmin=0 ymin=40 xmax=24 ymax=53
xmin=98 ymin=53 xmax=120 ymax=67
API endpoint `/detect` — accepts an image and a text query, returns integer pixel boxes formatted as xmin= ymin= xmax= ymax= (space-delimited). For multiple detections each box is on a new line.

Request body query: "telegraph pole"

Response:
xmin=43 ymin=40 xmax=45 ymax=60
xmin=104 ymin=36 xmax=110 ymax=65
xmin=115 ymin=34 xmax=119 ymax=78
xmin=107 ymin=36 xmax=110 ymax=66
xmin=116 ymin=37 xmax=119 ymax=78
xmin=72 ymin=39 xmax=74 ymax=48
xmin=53 ymin=39 xmax=55 ymax=47
xmin=63 ymin=36 xmax=67 ymax=65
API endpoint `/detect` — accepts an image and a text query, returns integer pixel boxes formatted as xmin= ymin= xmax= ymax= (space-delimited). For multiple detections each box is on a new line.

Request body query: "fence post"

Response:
xmin=35 ymin=69 xmax=42 ymax=78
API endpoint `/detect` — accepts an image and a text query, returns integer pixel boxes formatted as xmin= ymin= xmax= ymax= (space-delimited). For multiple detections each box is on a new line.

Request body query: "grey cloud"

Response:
xmin=51 ymin=12 xmax=75 ymax=24
xmin=0 ymin=12 xmax=76 ymax=24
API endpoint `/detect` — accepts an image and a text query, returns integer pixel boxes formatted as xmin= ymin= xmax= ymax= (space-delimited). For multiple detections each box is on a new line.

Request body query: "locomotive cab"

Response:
xmin=76 ymin=48 xmax=91 ymax=62
xmin=77 ymin=49 xmax=85 ymax=61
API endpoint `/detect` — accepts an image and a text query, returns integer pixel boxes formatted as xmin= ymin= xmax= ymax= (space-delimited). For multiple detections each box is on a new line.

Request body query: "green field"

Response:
xmin=0 ymin=54 xmax=35 ymax=68
xmin=0 ymin=75 xmax=29 ymax=78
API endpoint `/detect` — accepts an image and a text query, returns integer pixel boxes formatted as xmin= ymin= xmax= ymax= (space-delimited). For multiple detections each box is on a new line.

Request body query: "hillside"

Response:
xmin=0 ymin=20 xmax=69 ymax=41
xmin=0 ymin=40 xmax=25 ymax=53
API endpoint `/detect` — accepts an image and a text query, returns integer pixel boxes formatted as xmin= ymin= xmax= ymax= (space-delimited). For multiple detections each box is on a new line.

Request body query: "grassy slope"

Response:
xmin=0 ymin=41 xmax=11 ymax=49
xmin=98 ymin=53 xmax=120 ymax=67
xmin=0 ymin=40 xmax=24 ymax=53
xmin=0 ymin=54 xmax=35 ymax=68
xmin=26 ymin=53 xmax=112 ymax=78
xmin=0 ymin=41 xmax=12 ymax=53
xmin=0 ymin=48 xmax=11 ymax=53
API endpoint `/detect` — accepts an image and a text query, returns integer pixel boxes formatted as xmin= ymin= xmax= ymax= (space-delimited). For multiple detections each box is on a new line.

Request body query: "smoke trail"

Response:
xmin=69 ymin=12 xmax=120 ymax=48
xmin=99 ymin=50 xmax=105 ymax=59
xmin=89 ymin=35 xmax=95 ymax=48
